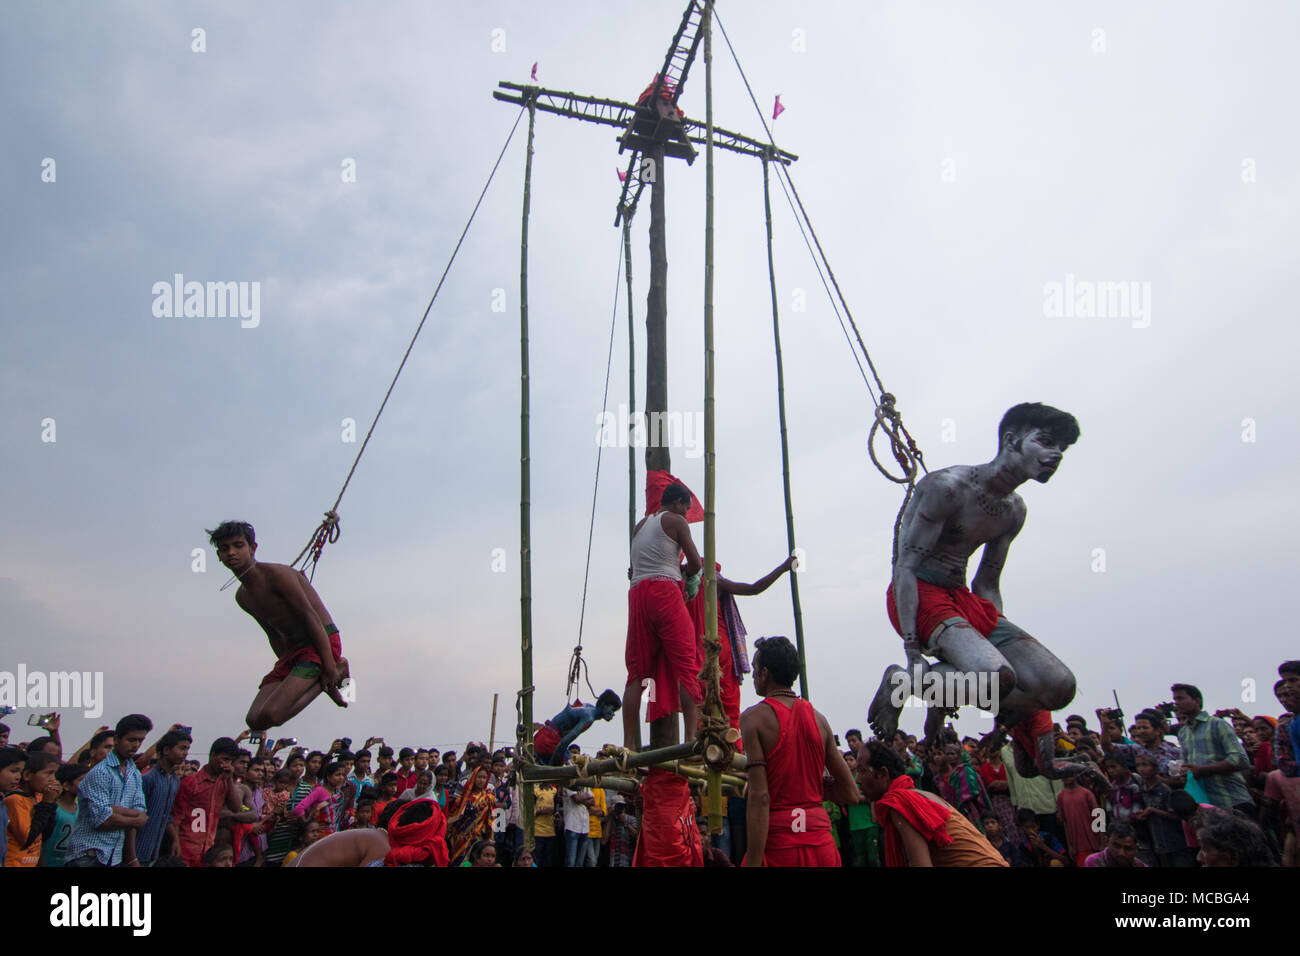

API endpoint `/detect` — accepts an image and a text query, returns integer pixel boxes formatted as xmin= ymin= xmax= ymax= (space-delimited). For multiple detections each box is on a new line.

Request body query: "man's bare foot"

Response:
xmin=325 ymin=657 xmax=350 ymax=708
xmin=922 ymin=704 xmax=955 ymax=751
xmin=868 ymin=664 xmax=907 ymax=740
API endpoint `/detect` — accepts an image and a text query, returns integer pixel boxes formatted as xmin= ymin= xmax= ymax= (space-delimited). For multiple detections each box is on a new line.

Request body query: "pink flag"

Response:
xmin=773 ymin=94 xmax=785 ymax=120
xmin=531 ymin=61 xmax=538 ymax=81
xmin=617 ymin=167 xmax=627 ymax=182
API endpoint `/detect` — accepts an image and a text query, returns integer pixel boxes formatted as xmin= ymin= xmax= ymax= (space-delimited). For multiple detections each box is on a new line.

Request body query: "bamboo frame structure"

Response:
xmin=763 ymin=154 xmax=809 ymax=699
xmin=700 ymin=0 xmax=725 ymax=835
xmin=518 ymin=94 xmax=538 ymax=850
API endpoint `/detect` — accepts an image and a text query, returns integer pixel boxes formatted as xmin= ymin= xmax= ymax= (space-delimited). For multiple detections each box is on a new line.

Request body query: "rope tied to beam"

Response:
xmin=278 ymin=105 xmax=528 ymax=582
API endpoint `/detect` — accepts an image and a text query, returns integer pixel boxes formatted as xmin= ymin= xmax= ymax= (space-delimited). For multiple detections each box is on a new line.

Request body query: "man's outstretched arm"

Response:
xmin=718 ymin=555 xmax=796 ymax=596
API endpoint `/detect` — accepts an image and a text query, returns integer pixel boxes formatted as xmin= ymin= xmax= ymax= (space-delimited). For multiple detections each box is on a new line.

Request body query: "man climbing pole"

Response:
xmin=867 ymin=403 xmax=1081 ymax=779
xmin=208 ymin=520 xmax=351 ymax=735
xmin=623 ymin=483 xmax=704 ymax=750
xmin=685 ymin=556 xmax=797 ymax=746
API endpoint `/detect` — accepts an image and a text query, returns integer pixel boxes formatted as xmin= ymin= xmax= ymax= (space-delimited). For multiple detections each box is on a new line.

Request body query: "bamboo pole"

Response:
xmin=518 ymin=741 xmax=699 ymax=782
xmin=762 ymin=154 xmax=809 ymax=699
xmin=624 ymin=219 xmax=637 ymax=546
xmin=518 ymin=93 xmax=538 ymax=850
xmin=489 ymin=693 xmax=499 ymax=754
xmin=701 ymin=0 xmax=724 ymax=836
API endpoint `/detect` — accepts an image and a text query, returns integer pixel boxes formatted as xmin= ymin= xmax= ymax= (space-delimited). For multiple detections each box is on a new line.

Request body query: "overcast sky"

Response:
xmin=2 ymin=1 xmax=1296 ymax=759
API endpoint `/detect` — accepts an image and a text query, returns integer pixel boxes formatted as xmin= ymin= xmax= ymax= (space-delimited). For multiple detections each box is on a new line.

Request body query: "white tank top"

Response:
xmin=630 ymin=512 xmax=683 ymax=585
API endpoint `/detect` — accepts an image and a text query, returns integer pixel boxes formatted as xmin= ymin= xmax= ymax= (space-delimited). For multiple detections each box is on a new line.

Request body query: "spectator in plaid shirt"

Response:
xmin=608 ymin=800 xmax=637 ymax=867
xmin=1171 ymin=684 xmax=1253 ymax=817
xmin=64 ymin=714 xmax=153 ymax=867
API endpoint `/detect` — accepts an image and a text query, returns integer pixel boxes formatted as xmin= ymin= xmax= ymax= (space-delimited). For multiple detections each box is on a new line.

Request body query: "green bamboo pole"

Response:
xmin=624 ymin=219 xmax=636 ymax=545
xmin=762 ymin=154 xmax=809 ymax=700
xmin=518 ymin=93 xmax=538 ymax=850
xmin=701 ymin=0 xmax=724 ymax=835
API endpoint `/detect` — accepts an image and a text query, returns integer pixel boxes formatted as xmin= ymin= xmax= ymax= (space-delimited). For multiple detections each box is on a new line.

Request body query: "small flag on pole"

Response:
xmin=773 ymin=94 xmax=785 ymax=120
xmin=616 ymin=167 xmax=627 ymax=182
xmin=531 ymin=62 xmax=538 ymax=81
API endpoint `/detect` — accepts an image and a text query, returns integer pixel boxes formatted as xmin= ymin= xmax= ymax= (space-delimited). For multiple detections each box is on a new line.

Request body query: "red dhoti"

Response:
xmin=632 ymin=769 xmax=703 ymax=867
xmin=626 ymin=578 xmax=704 ymax=723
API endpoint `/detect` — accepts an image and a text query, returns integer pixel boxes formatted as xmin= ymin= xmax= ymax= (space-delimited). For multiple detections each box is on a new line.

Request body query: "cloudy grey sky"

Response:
xmin=2 ymin=1 xmax=1296 ymax=758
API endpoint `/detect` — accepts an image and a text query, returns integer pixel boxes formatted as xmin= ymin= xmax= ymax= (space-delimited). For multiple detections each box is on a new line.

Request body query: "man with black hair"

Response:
xmin=172 ymin=736 xmax=244 ymax=866
xmin=1083 ymin=820 xmax=1146 ymax=867
xmin=624 ymin=482 xmax=704 ymax=748
xmin=0 ymin=723 xmax=9 ymax=749
xmin=741 ymin=637 xmax=858 ymax=866
xmin=869 ymin=402 xmax=1082 ymax=780
xmin=137 ymin=728 xmax=191 ymax=865
xmin=0 ymin=747 xmax=27 ymax=866
xmin=856 ymin=739 xmax=1007 ymax=866
xmin=207 ymin=519 xmax=351 ymax=734
xmin=1171 ymin=684 xmax=1253 ymax=815
xmin=65 ymin=714 xmax=153 ymax=867
xmin=533 ymin=690 xmax=622 ymax=766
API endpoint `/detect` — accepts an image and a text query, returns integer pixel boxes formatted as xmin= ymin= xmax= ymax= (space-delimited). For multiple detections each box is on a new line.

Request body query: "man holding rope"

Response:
xmin=208 ymin=520 xmax=351 ymax=735
xmin=868 ymin=403 xmax=1081 ymax=779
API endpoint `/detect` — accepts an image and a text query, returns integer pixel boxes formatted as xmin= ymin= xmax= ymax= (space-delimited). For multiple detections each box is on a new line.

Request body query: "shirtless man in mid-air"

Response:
xmin=208 ymin=520 xmax=351 ymax=734
xmin=867 ymin=403 xmax=1081 ymax=779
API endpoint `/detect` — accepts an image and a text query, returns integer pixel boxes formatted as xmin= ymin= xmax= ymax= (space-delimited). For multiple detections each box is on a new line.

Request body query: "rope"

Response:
xmin=566 ymin=232 xmax=629 ymax=702
xmin=288 ymin=105 xmax=530 ymax=579
xmin=714 ymin=12 xmax=929 ymax=488
xmin=714 ymin=12 xmax=931 ymax=574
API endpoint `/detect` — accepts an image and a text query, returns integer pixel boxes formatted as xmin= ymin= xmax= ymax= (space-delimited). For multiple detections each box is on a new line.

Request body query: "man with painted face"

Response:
xmin=533 ymin=691 xmax=622 ymax=766
xmin=869 ymin=403 xmax=1081 ymax=779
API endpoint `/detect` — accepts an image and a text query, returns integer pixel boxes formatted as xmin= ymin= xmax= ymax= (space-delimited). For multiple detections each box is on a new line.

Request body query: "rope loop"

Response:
xmin=867 ymin=394 xmax=919 ymax=486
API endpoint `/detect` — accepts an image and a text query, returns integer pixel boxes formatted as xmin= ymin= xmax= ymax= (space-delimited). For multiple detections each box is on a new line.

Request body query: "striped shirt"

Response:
xmin=1176 ymin=712 xmax=1251 ymax=809
xmin=137 ymin=764 xmax=181 ymax=863
xmin=66 ymin=751 xmax=148 ymax=865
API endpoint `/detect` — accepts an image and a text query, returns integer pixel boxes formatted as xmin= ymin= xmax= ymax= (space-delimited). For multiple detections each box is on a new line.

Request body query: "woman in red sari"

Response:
xmin=446 ymin=767 xmax=494 ymax=866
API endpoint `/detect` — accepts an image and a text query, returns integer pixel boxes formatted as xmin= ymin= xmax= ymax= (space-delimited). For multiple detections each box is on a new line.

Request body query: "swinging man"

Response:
xmin=867 ymin=403 xmax=1081 ymax=778
xmin=208 ymin=520 xmax=351 ymax=733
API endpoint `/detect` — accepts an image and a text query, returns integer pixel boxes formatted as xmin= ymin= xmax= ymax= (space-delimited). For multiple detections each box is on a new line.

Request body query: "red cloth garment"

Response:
xmin=172 ymin=766 xmax=232 ymax=867
xmin=259 ymin=629 xmax=344 ymax=688
xmin=644 ymin=470 xmax=704 ymax=523
xmin=533 ymin=723 xmax=561 ymax=760
xmin=632 ymin=770 xmax=702 ymax=867
xmin=886 ymin=580 xmax=999 ymax=649
xmin=384 ymin=798 xmax=449 ymax=867
xmin=626 ymin=579 xmax=704 ymax=722
xmin=873 ymin=775 xmax=954 ymax=867
xmin=1008 ymin=709 xmax=1054 ymax=767
xmin=746 ymin=697 xmax=838 ymax=867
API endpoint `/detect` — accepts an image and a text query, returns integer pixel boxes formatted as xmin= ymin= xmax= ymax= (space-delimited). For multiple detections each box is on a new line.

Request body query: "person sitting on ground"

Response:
xmin=855 ymin=740 xmax=1008 ymax=867
xmin=1015 ymin=808 xmax=1069 ymax=867
xmin=284 ymin=826 xmax=390 ymax=867
xmin=1083 ymin=820 xmax=1146 ymax=867
xmin=1195 ymin=810 xmax=1278 ymax=867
